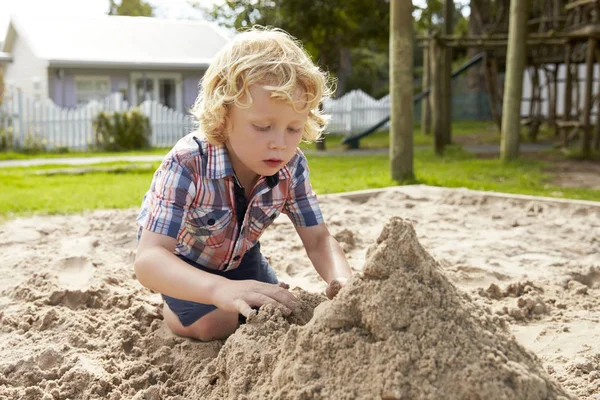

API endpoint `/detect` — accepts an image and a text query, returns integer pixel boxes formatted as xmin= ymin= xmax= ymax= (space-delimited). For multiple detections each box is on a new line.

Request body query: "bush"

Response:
xmin=93 ymin=109 xmax=151 ymax=151
xmin=0 ymin=126 xmax=13 ymax=151
xmin=22 ymin=133 xmax=47 ymax=154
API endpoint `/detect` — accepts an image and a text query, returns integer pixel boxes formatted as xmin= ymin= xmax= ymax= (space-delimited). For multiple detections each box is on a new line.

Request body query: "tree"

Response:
xmin=200 ymin=0 xmax=389 ymax=97
xmin=108 ymin=0 xmax=154 ymax=17
xmin=390 ymin=0 xmax=414 ymax=181
xmin=500 ymin=0 xmax=528 ymax=161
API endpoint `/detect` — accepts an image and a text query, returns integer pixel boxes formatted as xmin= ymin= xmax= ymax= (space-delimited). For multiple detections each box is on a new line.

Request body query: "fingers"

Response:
xmin=264 ymin=283 xmax=297 ymax=312
xmin=244 ymin=282 xmax=297 ymax=315
xmin=247 ymin=292 xmax=292 ymax=315
xmin=326 ymin=277 xmax=348 ymax=299
xmin=279 ymin=281 xmax=290 ymax=290
xmin=233 ymin=298 xmax=256 ymax=319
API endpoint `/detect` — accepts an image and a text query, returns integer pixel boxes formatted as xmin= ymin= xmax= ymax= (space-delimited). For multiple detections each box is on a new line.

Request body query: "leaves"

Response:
xmin=198 ymin=0 xmax=390 ymax=96
xmin=108 ymin=0 xmax=154 ymax=17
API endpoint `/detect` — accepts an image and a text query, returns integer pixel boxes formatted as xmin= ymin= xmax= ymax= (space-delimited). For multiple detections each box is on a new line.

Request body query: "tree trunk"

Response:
xmin=467 ymin=0 xmax=488 ymax=92
xmin=390 ymin=0 xmax=414 ymax=181
xmin=421 ymin=41 xmax=431 ymax=135
xmin=334 ymin=47 xmax=352 ymax=98
xmin=500 ymin=0 xmax=529 ymax=161
xmin=484 ymin=54 xmax=502 ymax=130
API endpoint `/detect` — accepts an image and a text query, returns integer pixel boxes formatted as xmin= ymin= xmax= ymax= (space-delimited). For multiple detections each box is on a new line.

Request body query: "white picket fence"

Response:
xmin=0 ymin=91 xmax=195 ymax=151
xmin=323 ymin=90 xmax=391 ymax=135
xmin=0 ymin=89 xmax=393 ymax=152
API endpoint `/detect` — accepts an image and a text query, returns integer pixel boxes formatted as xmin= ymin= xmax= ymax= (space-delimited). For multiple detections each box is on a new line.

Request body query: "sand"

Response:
xmin=0 ymin=185 xmax=599 ymax=399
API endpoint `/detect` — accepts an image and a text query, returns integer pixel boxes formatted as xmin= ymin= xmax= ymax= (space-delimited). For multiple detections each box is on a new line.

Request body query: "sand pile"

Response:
xmin=189 ymin=217 xmax=572 ymax=400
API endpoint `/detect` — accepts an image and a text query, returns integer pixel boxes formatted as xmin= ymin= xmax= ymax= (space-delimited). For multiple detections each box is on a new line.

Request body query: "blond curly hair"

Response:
xmin=191 ymin=26 xmax=334 ymax=145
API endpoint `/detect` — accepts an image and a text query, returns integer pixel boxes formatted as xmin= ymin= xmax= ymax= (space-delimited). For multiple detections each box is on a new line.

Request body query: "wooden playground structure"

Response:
xmin=422 ymin=0 xmax=600 ymax=156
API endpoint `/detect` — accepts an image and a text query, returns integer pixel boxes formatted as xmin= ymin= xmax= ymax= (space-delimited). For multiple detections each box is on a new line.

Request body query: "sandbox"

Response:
xmin=0 ymin=185 xmax=598 ymax=399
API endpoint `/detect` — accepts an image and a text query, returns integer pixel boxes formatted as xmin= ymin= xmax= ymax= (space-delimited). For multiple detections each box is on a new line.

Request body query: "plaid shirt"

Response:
xmin=137 ymin=133 xmax=323 ymax=271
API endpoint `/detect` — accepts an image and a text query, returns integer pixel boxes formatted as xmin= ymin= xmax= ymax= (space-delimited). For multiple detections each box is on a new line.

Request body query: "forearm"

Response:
xmin=306 ymin=235 xmax=353 ymax=284
xmin=134 ymin=246 xmax=227 ymax=304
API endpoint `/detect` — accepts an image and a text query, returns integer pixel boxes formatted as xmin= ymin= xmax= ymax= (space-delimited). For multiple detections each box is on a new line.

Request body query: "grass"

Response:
xmin=0 ymin=147 xmax=171 ymax=161
xmin=301 ymin=120 xmax=558 ymax=152
xmin=1 ymin=146 xmax=598 ymax=222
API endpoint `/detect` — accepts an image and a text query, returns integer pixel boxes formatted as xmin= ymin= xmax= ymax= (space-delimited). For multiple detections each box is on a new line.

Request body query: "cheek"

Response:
xmin=287 ymin=133 xmax=303 ymax=147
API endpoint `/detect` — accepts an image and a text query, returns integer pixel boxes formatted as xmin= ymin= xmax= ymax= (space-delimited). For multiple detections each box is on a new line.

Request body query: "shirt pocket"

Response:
xmin=247 ymin=203 xmax=283 ymax=240
xmin=185 ymin=208 xmax=232 ymax=248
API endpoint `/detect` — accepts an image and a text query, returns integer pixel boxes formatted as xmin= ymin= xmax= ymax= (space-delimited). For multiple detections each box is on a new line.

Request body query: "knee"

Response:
xmin=163 ymin=304 xmax=238 ymax=341
xmin=190 ymin=316 xmax=237 ymax=341
xmin=191 ymin=320 xmax=222 ymax=341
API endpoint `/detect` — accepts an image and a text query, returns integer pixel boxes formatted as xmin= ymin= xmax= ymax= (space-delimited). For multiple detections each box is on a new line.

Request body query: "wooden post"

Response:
xmin=594 ymin=48 xmax=600 ymax=151
xmin=528 ymin=64 xmax=540 ymax=142
xmin=574 ymin=64 xmax=580 ymax=121
xmin=421 ymin=40 xmax=431 ymax=135
xmin=431 ymin=35 xmax=444 ymax=155
xmin=442 ymin=0 xmax=454 ymax=145
xmin=390 ymin=0 xmax=414 ymax=181
xmin=581 ymin=37 xmax=597 ymax=158
xmin=564 ymin=43 xmax=573 ymax=148
xmin=500 ymin=0 xmax=528 ymax=161
xmin=548 ymin=64 xmax=559 ymax=138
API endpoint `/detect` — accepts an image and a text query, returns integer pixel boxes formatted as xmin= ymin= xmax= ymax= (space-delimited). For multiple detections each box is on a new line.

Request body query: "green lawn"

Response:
xmin=301 ymin=120 xmax=557 ymax=151
xmin=0 ymin=147 xmax=172 ymax=161
xmin=1 ymin=146 xmax=598 ymax=221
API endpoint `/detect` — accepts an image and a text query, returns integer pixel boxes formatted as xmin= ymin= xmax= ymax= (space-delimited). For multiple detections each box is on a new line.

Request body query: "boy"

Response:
xmin=134 ymin=27 xmax=352 ymax=341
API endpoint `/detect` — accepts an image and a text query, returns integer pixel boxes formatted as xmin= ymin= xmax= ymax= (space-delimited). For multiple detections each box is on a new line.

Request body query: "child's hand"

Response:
xmin=213 ymin=280 xmax=298 ymax=318
xmin=326 ymin=277 xmax=348 ymax=299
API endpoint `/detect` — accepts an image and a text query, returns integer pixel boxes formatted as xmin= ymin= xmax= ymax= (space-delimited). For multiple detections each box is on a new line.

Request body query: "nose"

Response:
xmin=269 ymin=130 xmax=286 ymax=150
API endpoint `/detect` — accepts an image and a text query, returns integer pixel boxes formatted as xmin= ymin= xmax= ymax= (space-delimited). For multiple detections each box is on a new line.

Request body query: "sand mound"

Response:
xmin=191 ymin=218 xmax=572 ymax=400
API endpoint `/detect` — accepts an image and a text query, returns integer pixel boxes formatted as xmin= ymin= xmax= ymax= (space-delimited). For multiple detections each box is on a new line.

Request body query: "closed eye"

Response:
xmin=287 ymin=127 xmax=301 ymax=133
xmin=252 ymin=124 xmax=270 ymax=132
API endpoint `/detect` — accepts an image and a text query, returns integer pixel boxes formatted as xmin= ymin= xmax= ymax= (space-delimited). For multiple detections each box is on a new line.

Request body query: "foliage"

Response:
xmin=93 ymin=110 xmax=151 ymax=152
xmin=22 ymin=133 xmax=47 ymax=154
xmin=344 ymin=47 xmax=390 ymax=98
xmin=0 ymin=126 xmax=12 ymax=151
xmin=198 ymin=0 xmax=389 ymax=97
xmin=0 ymin=127 xmax=49 ymax=154
xmin=413 ymin=0 xmax=469 ymax=35
xmin=108 ymin=0 xmax=154 ymax=17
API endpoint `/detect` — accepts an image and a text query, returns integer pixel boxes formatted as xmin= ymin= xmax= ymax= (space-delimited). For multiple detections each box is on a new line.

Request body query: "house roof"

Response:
xmin=3 ymin=15 xmax=232 ymax=69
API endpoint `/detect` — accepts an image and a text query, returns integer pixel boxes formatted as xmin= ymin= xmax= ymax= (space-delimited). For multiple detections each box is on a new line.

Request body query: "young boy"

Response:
xmin=134 ymin=27 xmax=352 ymax=341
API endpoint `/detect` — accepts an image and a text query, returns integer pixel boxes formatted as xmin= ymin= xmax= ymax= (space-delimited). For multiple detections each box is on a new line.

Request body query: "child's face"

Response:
xmin=226 ymin=84 xmax=309 ymax=183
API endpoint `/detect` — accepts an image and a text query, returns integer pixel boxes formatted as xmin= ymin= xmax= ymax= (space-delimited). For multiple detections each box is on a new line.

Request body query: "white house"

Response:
xmin=1 ymin=15 xmax=231 ymax=112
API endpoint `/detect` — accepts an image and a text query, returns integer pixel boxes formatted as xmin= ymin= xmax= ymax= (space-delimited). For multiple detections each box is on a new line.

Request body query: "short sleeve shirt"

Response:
xmin=136 ymin=133 xmax=323 ymax=271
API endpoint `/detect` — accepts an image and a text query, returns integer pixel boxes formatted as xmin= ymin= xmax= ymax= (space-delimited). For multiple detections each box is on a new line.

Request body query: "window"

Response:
xmin=75 ymin=76 xmax=110 ymax=106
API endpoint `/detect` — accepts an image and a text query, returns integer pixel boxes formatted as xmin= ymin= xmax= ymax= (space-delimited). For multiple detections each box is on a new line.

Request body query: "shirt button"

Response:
xmin=207 ymin=218 xmax=215 ymax=225
xmin=233 ymin=255 xmax=241 ymax=261
xmin=270 ymin=214 xmax=277 ymax=220
xmin=237 ymin=196 xmax=245 ymax=203
xmin=223 ymin=263 xmax=229 ymax=268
